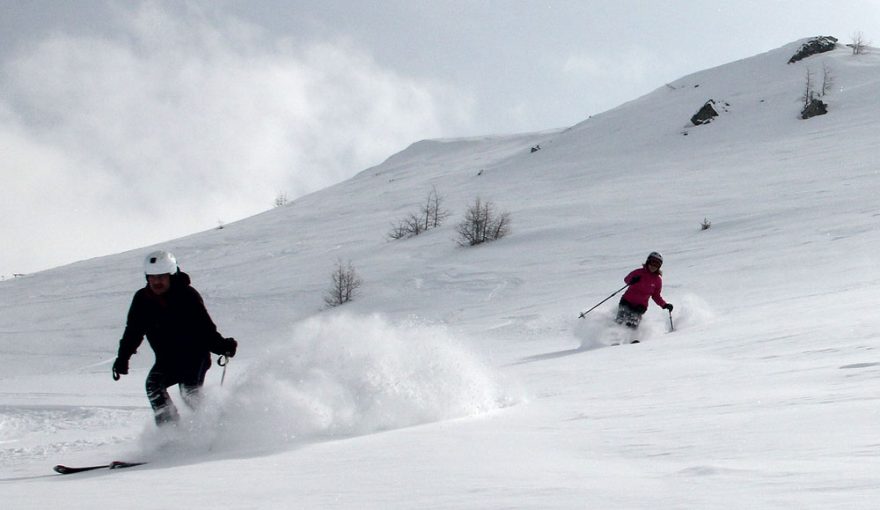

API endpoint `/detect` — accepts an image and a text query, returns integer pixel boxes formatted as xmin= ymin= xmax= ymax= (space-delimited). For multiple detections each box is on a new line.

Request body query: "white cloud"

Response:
xmin=0 ymin=3 xmax=472 ymax=274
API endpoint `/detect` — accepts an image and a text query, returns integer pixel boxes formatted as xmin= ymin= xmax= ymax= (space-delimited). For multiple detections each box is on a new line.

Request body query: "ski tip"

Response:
xmin=52 ymin=461 xmax=146 ymax=474
xmin=109 ymin=461 xmax=146 ymax=470
xmin=52 ymin=463 xmax=108 ymax=474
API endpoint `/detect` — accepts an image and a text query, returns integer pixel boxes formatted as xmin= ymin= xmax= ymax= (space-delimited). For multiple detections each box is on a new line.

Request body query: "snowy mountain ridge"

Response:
xmin=2 ymin=38 xmax=879 ymax=508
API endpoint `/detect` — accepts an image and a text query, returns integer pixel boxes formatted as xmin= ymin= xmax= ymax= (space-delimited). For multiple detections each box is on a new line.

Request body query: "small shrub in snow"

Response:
xmin=701 ymin=218 xmax=712 ymax=231
xmin=274 ymin=193 xmax=289 ymax=208
xmin=388 ymin=187 xmax=450 ymax=240
xmin=455 ymin=197 xmax=511 ymax=246
xmin=388 ymin=213 xmax=425 ymax=240
xmin=324 ymin=260 xmax=362 ymax=308
xmin=850 ymin=32 xmax=869 ymax=55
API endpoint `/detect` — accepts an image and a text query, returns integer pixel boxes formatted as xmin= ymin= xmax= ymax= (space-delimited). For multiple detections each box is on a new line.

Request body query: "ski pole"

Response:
xmin=668 ymin=310 xmax=675 ymax=332
xmin=578 ymin=283 xmax=629 ymax=318
xmin=217 ymin=355 xmax=229 ymax=386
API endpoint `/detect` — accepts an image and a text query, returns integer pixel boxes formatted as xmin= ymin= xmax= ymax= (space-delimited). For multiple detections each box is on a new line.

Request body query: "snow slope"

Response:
xmin=2 ymin=38 xmax=879 ymax=508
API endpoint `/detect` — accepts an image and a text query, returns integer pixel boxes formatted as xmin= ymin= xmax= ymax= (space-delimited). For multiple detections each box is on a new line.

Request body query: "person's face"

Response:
xmin=147 ymin=274 xmax=171 ymax=295
xmin=646 ymin=259 xmax=662 ymax=273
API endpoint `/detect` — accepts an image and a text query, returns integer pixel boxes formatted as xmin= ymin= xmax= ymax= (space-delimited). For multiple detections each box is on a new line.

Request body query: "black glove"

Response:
xmin=112 ymin=357 xmax=129 ymax=380
xmin=628 ymin=276 xmax=640 ymax=285
xmin=664 ymin=303 xmax=674 ymax=312
xmin=221 ymin=337 xmax=238 ymax=358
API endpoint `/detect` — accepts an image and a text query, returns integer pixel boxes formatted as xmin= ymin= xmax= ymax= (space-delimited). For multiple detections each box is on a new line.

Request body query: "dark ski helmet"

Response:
xmin=646 ymin=251 xmax=663 ymax=266
xmin=144 ymin=250 xmax=178 ymax=275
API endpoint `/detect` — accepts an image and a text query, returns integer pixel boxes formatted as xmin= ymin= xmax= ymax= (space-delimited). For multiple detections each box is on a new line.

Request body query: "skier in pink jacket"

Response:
xmin=616 ymin=252 xmax=673 ymax=329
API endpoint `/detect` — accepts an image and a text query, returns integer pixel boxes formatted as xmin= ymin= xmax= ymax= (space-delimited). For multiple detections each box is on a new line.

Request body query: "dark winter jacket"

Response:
xmin=620 ymin=266 xmax=668 ymax=314
xmin=117 ymin=271 xmax=226 ymax=375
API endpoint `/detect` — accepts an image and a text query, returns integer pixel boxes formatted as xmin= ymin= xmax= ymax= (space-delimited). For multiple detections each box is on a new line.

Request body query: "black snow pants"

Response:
xmin=145 ymin=358 xmax=211 ymax=425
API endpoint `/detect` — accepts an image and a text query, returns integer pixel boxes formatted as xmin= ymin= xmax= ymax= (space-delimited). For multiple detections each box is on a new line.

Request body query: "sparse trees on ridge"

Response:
xmin=386 ymin=185 xmax=511 ymax=248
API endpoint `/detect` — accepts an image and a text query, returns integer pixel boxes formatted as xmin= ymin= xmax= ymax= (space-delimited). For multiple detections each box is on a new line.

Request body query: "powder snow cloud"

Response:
xmin=0 ymin=2 xmax=471 ymax=275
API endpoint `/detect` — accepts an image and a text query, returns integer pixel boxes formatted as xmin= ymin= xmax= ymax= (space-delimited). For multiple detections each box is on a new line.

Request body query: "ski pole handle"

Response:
xmin=218 ymin=355 xmax=229 ymax=386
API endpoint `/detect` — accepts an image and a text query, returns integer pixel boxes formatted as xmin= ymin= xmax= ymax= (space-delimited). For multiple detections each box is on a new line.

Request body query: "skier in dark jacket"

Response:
xmin=616 ymin=251 xmax=673 ymax=330
xmin=113 ymin=250 xmax=237 ymax=425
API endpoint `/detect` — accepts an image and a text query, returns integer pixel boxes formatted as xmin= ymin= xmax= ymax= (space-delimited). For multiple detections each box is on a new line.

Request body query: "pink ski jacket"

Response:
xmin=621 ymin=266 xmax=668 ymax=311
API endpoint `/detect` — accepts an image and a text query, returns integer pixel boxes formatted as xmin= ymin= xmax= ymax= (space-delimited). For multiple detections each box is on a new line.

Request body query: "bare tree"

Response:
xmin=455 ymin=197 xmax=511 ymax=246
xmin=801 ymin=67 xmax=815 ymax=109
xmin=387 ymin=221 xmax=411 ymax=240
xmin=274 ymin=192 xmax=289 ymax=208
xmin=821 ymin=62 xmax=834 ymax=96
xmin=800 ymin=66 xmax=831 ymax=119
xmin=422 ymin=186 xmax=450 ymax=229
xmin=324 ymin=260 xmax=362 ymax=307
xmin=388 ymin=213 xmax=424 ymax=240
xmin=851 ymin=31 xmax=870 ymax=55
xmin=388 ymin=187 xmax=449 ymax=240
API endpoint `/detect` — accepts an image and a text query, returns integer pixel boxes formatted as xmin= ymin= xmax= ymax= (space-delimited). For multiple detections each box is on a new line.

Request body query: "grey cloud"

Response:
xmin=0 ymin=3 xmax=471 ymax=275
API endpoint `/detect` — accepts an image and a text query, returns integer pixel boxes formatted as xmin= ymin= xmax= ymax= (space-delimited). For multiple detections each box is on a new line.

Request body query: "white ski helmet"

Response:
xmin=144 ymin=250 xmax=178 ymax=275
xmin=646 ymin=251 xmax=663 ymax=264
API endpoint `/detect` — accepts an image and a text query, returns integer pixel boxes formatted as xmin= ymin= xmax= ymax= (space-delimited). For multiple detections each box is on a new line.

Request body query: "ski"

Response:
xmin=53 ymin=461 xmax=146 ymax=475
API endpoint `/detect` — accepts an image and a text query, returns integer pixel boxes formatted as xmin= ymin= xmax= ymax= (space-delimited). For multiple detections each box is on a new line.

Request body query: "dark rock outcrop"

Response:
xmin=801 ymin=98 xmax=828 ymax=119
xmin=788 ymin=36 xmax=838 ymax=64
xmin=691 ymin=100 xmax=719 ymax=126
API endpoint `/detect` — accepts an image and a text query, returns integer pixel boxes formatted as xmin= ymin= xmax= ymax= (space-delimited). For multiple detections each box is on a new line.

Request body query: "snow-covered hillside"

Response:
xmin=2 ymin=38 xmax=879 ymax=508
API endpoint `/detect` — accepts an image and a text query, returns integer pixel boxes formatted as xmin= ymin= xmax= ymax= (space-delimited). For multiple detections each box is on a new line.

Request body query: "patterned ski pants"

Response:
xmin=615 ymin=302 xmax=644 ymax=329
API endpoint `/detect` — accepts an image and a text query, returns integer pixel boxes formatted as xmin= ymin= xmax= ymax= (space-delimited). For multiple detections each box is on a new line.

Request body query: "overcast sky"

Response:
xmin=2 ymin=0 xmax=878 ymax=276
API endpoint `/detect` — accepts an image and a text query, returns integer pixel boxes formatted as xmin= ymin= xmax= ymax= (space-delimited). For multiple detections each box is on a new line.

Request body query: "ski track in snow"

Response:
xmin=0 ymin=405 xmax=144 ymax=468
